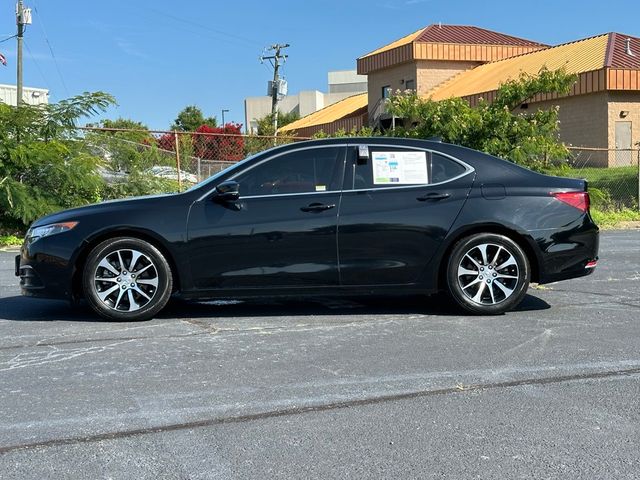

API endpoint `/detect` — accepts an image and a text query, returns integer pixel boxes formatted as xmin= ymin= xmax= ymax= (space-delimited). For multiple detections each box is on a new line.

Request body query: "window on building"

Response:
xmin=234 ymin=147 xmax=343 ymax=197
xmin=404 ymin=79 xmax=415 ymax=91
xmin=382 ymin=85 xmax=392 ymax=99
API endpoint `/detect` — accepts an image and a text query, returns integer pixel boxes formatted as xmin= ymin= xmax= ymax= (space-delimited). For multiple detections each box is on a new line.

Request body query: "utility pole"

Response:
xmin=16 ymin=0 xmax=25 ymax=106
xmin=261 ymin=44 xmax=289 ymax=135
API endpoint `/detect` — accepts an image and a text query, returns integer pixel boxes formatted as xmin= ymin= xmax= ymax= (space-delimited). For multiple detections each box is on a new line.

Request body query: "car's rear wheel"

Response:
xmin=83 ymin=237 xmax=173 ymax=321
xmin=446 ymin=233 xmax=530 ymax=315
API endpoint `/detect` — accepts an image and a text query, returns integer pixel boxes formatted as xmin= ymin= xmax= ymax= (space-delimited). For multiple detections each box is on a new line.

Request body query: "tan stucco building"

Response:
xmin=282 ymin=25 xmax=640 ymax=167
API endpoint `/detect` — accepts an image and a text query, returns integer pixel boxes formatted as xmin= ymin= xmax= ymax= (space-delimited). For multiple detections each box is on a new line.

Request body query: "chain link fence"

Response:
xmin=565 ymin=147 xmax=640 ymax=210
xmin=79 ymin=127 xmax=310 ymax=190
xmin=76 ymin=128 xmax=639 ymax=211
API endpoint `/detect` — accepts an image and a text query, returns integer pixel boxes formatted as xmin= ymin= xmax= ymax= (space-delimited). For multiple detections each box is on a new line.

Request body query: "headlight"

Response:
xmin=27 ymin=221 xmax=78 ymax=242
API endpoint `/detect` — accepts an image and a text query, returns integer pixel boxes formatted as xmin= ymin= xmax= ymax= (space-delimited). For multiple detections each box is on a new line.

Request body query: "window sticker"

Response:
xmin=372 ymin=151 xmax=429 ymax=184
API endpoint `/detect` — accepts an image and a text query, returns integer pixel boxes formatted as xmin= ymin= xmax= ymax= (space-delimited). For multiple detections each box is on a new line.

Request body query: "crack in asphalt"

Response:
xmin=180 ymin=318 xmax=219 ymax=334
xmin=0 ymin=332 xmax=209 ymax=352
xmin=0 ymin=317 xmax=415 ymax=352
xmin=1 ymin=366 xmax=638 ymax=455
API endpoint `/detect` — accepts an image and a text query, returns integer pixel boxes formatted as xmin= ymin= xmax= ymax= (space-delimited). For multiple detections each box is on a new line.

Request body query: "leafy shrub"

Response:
xmin=386 ymin=68 xmax=577 ymax=171
xmin=0 ymin=92 xmax=115 ymax=226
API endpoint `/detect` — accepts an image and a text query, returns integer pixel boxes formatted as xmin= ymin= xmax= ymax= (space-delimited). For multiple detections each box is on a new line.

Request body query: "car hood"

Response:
xmin=30 ymin=193 xmax=179 ymax=228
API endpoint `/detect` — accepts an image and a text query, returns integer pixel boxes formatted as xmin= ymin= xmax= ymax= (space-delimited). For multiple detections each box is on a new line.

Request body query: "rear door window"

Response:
xmin=345 ymin=146 xmax=467 ymax=190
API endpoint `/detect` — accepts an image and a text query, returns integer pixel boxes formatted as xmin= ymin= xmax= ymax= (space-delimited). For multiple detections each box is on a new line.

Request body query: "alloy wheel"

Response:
xmin=456 ymin=243 xmax=519 ymax=306
xmin=92 ymin=249 xmax=159 ymax=312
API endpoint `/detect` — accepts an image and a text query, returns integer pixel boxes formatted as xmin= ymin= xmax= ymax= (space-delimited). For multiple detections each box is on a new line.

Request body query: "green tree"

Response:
xmin=99 ymin=118 xmax=153 ymax=143
xmin=0 ymin=92 xmax=116 ymax=226
xmin=255 ymin=111 xmax=300 ymax=136
xmin=312 ymin=126 xmax=378 ymax=139
xmin=171 ymin=105 xmax=217 ymax=131
xmin=386 ymin=68 xmax=577 ymax=171
xmin=84 ymin=117 xmax=174 ymax=174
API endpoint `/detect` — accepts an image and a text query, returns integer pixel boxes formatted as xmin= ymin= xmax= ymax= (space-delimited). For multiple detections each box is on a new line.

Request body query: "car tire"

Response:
xmin=82 ymin=237 xmax=173 ymax=321
xmin=446 ymin=233 xmax=530 ymax=315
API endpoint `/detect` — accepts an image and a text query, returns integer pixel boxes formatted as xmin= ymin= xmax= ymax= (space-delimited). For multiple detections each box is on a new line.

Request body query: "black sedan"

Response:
xmin=16 ymin=138 xmax=599 ymax=320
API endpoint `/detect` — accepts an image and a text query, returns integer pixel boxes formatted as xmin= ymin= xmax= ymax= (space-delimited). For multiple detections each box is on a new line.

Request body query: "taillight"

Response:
xmin=552 ymin=191 xmax=590 ymax=212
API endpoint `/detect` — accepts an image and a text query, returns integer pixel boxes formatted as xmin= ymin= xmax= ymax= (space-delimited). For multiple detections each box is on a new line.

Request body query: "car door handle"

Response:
xmin=300 ymin=203 xmax=336 ymax=213
xmin=417 ymin=192 xmax=450 ymax=202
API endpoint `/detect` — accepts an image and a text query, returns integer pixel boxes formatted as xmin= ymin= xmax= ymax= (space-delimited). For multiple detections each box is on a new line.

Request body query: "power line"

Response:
xmin=144 ymin=7 xmax=263 ymax=49
xmin=32 ymin=2 xmax=69 ymax=97
xmin=24 ymin=39 xmax=50 ymax=92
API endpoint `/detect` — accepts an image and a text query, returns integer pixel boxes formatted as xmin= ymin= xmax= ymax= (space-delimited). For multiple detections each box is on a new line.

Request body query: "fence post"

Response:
xmin=173 ymin=130 xmax=182 ymax=191
xmin=197 ymin=157 xmax=201 ymax=182
xmin=637 ymin=149 xmax=640 ymax=212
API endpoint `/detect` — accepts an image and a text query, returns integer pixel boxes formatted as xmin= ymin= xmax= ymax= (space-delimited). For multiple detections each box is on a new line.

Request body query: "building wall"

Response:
xmin=367 ymin=62 xmax=417 ymax=118
xmin=0 ymin=84 xmax=49 ymax=106
xmin=532 ymin=92 xmax=610 ymax=167
xmin=367 ymin=60 xmax=479 ymax=118
xmin=244 ymin=91 xmax=357 ymax=133
xmin=294 ymin=112 xmax=367 ymax=138
xmin=328 ymin=70 xmax=367 ymax=94
xmin=244 ymin=70 xmax=366 ymax=134
xmin=607 ymin=91 xmax=640 ymax=166
xmin=415 ymin=60 xmax=480 ymax=96
xmin=329 ymin=82 xmax=368 ymax=94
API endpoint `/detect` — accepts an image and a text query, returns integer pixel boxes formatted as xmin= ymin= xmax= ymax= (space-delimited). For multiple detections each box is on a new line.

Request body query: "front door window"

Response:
xmin=233 ymin=147 xmax=344 ymax=196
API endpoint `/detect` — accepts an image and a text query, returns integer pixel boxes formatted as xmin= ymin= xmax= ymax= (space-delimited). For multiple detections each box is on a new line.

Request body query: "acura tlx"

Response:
xmin=16 ymin=138 xmax=599 ymax=321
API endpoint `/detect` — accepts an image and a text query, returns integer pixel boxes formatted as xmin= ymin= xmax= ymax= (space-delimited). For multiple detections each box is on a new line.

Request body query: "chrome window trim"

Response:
xmin=197 ymin=142 xmax=475 ymax=202
xmin=238 ymin=190 xmax=342 ymax=200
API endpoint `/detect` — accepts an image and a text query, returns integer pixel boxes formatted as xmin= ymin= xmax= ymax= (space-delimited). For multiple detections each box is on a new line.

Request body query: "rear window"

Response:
xmin=430 ymin=153 xmax=467 ymax=183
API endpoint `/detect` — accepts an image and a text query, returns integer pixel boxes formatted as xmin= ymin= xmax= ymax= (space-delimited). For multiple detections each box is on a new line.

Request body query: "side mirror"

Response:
xmin=213 ymin=181 xmax=240 ymax=202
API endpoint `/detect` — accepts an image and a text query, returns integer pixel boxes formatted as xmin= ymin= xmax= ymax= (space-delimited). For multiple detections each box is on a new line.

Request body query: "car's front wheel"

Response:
xmin=446 ymin=233 xmax=530 ymax=315
xmin=83 ymin=237 xmax=173 ymax=321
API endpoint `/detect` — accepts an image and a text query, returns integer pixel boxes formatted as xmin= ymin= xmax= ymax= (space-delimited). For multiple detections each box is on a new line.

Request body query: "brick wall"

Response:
xmin=532 ymin=92 xmax=609 ymax=166
xmin=367 ymin=60 xmax=478 ymax=119
xmin=415 ymin=60 xmax=480 ymax=96
xmin=367 ymin=62 xmax=417 ymax=118
xmin=532 ymin=91 xmax=640 ymax=167
xmin=607 ymin=91 xmax=640 ymax=166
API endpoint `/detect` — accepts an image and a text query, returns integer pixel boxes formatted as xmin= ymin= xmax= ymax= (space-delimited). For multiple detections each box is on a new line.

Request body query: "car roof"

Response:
xmin=275 ymin=137 xmax=531 ymax=178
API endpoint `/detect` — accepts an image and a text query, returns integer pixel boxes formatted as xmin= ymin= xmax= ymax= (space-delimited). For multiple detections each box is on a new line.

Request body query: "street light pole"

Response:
xmin=221 ymin=109 xmax=230 ymax=127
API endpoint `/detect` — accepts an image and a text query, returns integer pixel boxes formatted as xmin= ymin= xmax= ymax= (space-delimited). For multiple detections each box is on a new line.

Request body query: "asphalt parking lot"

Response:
xmin=0 ymin=230 xmax=638 ymax=479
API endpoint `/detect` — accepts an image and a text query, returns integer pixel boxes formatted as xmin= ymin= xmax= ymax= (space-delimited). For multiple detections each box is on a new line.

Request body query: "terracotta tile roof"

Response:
xmin=429 ymin=34 xmax=610 ymax=100
xmin=416 ymin=24 xmax=546 ymax=47
xmin=279 ymin=93 xmax=368 ymax=132
xmin=607 ymin=33 xmax=640 ymax=68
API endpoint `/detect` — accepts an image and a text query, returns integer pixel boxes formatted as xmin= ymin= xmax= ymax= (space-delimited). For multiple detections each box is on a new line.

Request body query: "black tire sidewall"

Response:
xmin=83 ymin=237 xmax=173 ymax=321
xmin=447 ymin=233 xmax=530 ymax=315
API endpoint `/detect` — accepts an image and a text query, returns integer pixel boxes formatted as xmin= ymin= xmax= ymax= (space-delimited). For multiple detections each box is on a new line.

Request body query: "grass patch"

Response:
xmin=0 ymin=234 xmax=22 ymax=247
xmin=590 ymin=208 xmax=640 ymax=229
xmin=547 ymin=166 xmax=640 ymax=228
xmin=548 ymin=165 xmax=638 ymax=209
